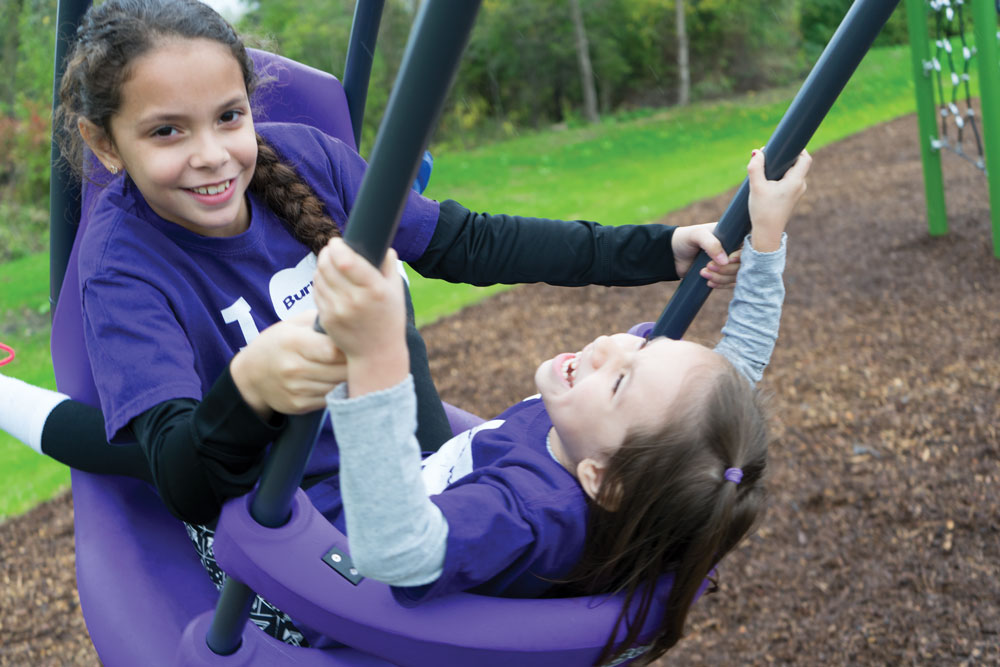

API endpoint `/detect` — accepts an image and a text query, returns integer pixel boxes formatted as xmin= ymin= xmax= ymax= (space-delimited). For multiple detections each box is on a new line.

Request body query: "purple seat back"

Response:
xmin=249 ymin=51 xmax=357 ymax=152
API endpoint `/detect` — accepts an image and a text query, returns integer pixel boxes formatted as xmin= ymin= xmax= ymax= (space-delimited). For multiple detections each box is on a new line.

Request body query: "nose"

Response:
xmin=589 ymin=335 xmax=623 ymax=370
xmin=189 ymin=130 xmax=230 ymax=170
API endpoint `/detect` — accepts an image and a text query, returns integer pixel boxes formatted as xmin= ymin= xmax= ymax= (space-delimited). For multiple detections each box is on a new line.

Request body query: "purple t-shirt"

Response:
xmin=77 ymin=122 xmax=439 ymax=482
xmin=407 ymin=397 xmax=588 ymax=601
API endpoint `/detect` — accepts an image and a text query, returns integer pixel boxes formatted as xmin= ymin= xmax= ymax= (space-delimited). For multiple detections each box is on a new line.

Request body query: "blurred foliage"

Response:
xmin=801 ymin=0 xmax=910 ymax=60
xmin=0 ymin=0 xmax=916 ymax=231
xmin=1 ymin=0 xmax=55 ymax=215
xmin=237 ymin=0 xmax=414 ymax=152
xmin=0 ymin=199 xmax=49 ymax=263
xmin=235 ymin=0 xmax=913 ymax=149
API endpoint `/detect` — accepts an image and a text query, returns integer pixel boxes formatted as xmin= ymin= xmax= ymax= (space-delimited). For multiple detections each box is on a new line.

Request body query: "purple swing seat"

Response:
xmin=51 ymin=50 xmax=696 ymax=666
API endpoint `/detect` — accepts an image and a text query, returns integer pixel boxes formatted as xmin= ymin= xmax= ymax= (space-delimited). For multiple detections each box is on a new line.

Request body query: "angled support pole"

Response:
xmin=48 ymin=0 xmax=91 ymax=314
xmin=651 ymin=0 xmax=903 ymax=340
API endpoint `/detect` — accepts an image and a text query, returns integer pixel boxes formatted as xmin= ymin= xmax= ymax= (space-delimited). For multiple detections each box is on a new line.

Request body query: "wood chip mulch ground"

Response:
xmin=1 ymin=113 xmax=997 ymax=665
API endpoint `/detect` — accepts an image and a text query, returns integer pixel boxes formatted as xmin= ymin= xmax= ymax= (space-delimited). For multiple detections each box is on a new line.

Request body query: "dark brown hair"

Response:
xmin=561 ymin=359 xmax=770 ymax=666
xmin=54 ymin=0 xmax=339 ymax=252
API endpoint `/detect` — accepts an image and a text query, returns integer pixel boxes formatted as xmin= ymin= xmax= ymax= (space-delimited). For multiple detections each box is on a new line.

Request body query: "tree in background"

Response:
xmin=0 ymin=0 xmax=54 ymax=260
xmin=2 ymin=0 xmax=55 ymax=207
xmin=675 ymin=0 xmax=689 ymax=106
xmin=569 ymin=0 xmax=599 ymax=124
xmin=237 ymin=0 xmax=414 ymax=152
xmin=458 ymin=0 xmax=578 ymax=130
xmin=228 ymin=1 xmax=911 ymax=144
xmin=1 ymin=0 xmax=26 ymax=110
xmin=2 ymin=0 xmax=914 ymax=219
xmin=800 ymin=0 xmax=909 ymax=60
xmin=686 ymin=0 xmax=803 ymax=99
xmin=447 ymin=0 xmax=812 ymax=137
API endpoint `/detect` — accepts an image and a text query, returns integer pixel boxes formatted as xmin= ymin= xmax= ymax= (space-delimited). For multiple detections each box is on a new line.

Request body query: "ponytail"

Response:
xmin=560 ymin=361 xmax=769 ymax=666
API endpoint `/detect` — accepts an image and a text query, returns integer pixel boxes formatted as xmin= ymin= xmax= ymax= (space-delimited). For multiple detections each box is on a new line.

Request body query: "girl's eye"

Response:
xmin=220 ymin=109 xmax=244 ymax=124
xmin=613 ymin=337 xmax=648 ymax=394
xmin=151 ymin=126 xmax=177 ymax=138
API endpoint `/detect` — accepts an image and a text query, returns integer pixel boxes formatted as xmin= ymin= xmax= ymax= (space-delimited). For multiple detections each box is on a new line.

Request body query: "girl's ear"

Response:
xmin=78 ymin=118 xmax=123 ymax=174
xmin=576 ymin=457 xmax=607 ymax=501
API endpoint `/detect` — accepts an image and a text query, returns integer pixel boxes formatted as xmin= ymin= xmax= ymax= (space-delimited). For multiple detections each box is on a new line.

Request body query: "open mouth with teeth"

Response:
xmin=560 ymin=354 xmax=579 ymax=387
xmin=187 ymin=179 xmax=232 ymax=196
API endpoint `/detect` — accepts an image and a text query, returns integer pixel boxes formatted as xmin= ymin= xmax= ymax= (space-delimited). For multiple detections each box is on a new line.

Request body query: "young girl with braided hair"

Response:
xmin=2 ymin=0 xmax=744 ymax=647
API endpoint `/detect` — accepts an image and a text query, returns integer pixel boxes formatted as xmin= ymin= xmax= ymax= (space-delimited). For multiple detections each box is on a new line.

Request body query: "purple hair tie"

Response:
xmin=723 ymin=467 xmax=743 ymax=485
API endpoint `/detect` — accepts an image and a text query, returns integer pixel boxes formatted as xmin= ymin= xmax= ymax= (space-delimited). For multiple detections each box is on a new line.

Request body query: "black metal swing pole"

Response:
xmin=205 ymin=0 xmax=483 ymax=655
xmin=49 ymin=0 xmax=91 ymax=315
xmin=650 ymin=0 xmax=902 ymax=340
xmin=342 ymin=0 xmax=386 ymax=150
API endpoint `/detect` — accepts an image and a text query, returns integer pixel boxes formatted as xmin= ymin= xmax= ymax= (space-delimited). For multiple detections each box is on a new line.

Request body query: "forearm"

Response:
xmin=327 ymin=376 xmax=447 ymax=587
xmin=713 ymin=234 xmax=787 ymax=386
xmin=44 ymin=401 xmax=153 ymax=482
xmin=410 ymin=200 xmax=679 ymax=287
xmin=0 ymin=373 xmax=151 ymax=482
xmin=133 ymin=364 xmax=284 ymax=524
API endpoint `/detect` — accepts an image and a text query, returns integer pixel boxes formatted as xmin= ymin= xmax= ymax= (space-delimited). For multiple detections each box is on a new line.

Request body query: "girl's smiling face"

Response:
xmin=83 ymin=37 xmax=257 ymax=237
xmin=536 ymin=334 xmax=720 ymax=493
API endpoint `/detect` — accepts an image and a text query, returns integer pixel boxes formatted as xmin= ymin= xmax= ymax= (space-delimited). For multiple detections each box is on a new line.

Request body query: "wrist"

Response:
xmin=749 ymin=229 xmax=783 ymax=253
xmin=229 ymin=351 xmax=274 ymax=420
xmin=346 ymin=342 xmax=410 ymax=398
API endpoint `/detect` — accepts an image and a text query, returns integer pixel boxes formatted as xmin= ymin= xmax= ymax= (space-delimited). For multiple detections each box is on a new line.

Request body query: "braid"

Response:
xmin=251 ymin=134 xmax=342 ymax=253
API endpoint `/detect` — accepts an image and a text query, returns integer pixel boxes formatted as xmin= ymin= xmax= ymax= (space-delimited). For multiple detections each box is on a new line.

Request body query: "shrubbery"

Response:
xmin=1 ymin=0 xmax=913 ymax=240
xmin=2 ymin=0 xmax=56 ymax=244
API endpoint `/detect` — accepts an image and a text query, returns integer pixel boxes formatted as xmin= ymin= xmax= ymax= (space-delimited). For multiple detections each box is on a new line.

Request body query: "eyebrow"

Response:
xmin=136 ymin=95 xmax=248 ymax=127
xmin=216 ymin=95 xmax=250 ymax=111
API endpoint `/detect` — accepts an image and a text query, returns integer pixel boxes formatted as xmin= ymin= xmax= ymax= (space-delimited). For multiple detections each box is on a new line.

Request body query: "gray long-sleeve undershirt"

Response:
xmin=713 ymin=233 xmax=786 ymax=387
xmin=326 ymin=233 xmax=787 ymax=587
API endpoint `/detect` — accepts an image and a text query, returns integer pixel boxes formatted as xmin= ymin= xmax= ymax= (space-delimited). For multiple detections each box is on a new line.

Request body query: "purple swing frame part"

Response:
xmin=51 ymin=50 xmax=698 ymax=666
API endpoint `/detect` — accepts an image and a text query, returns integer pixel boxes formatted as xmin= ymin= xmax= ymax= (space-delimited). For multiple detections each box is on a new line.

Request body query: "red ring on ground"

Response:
xmin=0 ymin=342 xmax=15 ymax=366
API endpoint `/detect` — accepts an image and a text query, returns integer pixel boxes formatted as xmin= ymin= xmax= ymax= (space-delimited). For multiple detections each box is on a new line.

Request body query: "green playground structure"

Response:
xmin=906 ymin=0 xmax=1000 ymax=258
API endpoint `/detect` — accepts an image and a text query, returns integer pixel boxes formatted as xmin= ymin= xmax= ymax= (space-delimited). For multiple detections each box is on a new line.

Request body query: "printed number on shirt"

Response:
xmin=221 ymin=254 xmax=318 ymax=348
xmin=221 ymin=297 xmax=260 ymax=349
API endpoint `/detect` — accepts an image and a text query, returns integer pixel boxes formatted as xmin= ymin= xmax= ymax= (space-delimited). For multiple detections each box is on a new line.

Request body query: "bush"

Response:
xmin=0 ymin=198 xmax=48 ymax=263
xmin=801 ymin=0 xmax=910 ymax=60
xmin=1 ymin=97 xmax=52 ymax=210
xmin=12 ymin=97 xmax=52 ymax=206
xmin=0 ymin=115 xmax=17 ymax=190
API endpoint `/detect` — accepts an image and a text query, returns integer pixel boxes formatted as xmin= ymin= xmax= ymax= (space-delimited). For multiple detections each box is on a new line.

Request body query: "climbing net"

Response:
xmin=926 ymin=0 xmax=988 ymax=169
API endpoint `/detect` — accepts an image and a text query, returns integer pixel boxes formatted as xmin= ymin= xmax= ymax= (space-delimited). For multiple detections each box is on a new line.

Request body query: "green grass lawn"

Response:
xmin=0 ymin=253 xmax=66 ymax=519
xmin=0 ymin=44 xmax=923 ymax=519
xmin=409 ymin=44 xmax=919 ymax=324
